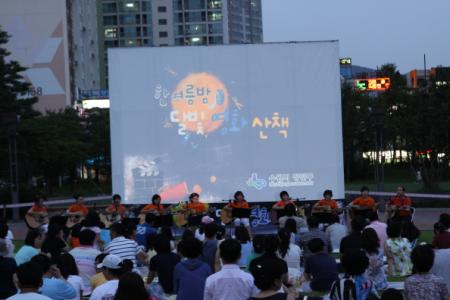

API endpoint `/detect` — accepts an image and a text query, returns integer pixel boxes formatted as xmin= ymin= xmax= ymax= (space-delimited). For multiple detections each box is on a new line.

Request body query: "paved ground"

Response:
xmin=8 ymin=208 xmax=448 ymax=240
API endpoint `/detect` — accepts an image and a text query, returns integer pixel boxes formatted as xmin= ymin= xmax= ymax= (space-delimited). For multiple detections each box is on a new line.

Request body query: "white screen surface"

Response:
xmin=109 ymin=41 xmax=345 ymax=204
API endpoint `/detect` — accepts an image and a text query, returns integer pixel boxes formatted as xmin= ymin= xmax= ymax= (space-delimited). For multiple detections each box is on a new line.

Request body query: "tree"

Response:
xmin=18 ymin=109 xmax=89 ymax=193
xmin=0 ymin=26 xmax=38 ymax=199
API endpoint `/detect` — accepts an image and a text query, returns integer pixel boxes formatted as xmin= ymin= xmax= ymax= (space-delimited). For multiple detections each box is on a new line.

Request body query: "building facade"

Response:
xmin=97 ymin=0 xmax=263 ymax=87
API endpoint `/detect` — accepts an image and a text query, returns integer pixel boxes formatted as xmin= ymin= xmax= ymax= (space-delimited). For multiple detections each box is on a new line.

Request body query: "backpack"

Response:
xmin=329 ymin=276 xmax=379 ymax=300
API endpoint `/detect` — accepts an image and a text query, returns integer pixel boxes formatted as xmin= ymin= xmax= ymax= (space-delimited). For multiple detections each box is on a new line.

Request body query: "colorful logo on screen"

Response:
xmin=246 ymin=173 xmax=267 ymax=190
xmin=170 ymin=72 xmax=230 ymax=136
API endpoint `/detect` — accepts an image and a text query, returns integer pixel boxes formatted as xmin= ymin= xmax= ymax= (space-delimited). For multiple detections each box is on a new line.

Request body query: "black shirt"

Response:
xmin=249 ymin=253 xmax=288 ymax=277
xmin=0 ymin=256 xmax=18 ymax=299
xmin=41 ymin=237 xmax=66 ymax=263
xmin=339 ymin=232 xmax=362 ymax=254
xmin=304 ymin=253 xmax=339 ymax=292
xmin=149 ymin=252 xmax=181 ymax=294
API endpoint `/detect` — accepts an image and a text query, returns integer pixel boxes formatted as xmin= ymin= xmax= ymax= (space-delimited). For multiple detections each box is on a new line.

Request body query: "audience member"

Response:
xmin=135 ymin=214 xmax=157 ymax=250
xmin=204 ymin=239 xmax=256 ymax=300
xmin=235 ymin=226 xmax=253 ymax=267
xmin=325 ymin=214 xmax=347 ymax=251
xmin=301 ymin=238 xmax=338 ymax=293
xmin=90 ymin=254 xmax=124 ymax=300
xmin=69 ymin=229 xmax=101 ymax=295
xmin=105 ymin=222 xmax=146 ymax=269
xmin=174 ymin=237 xmax=212 ymax=300
xmin=6 ymin=261 xmax=51 ymax=300
xmin=385 ymin=221 xmax=412 ymax=276
xmin=405 ymin=244 xmax=449 ymax=300
xmin=432 ymin=214 xmax=450 ymax=249
xmin=90 ymin=253 xmax=108 ymax=290
xmin=339 ymin=216 xmax=365 ymax=257
xmin=148 ymin=234 xmax=181 ymax=295
xmin=361 ymin=228 xmax=388 ymax=291
xmin=284 ymin=219 xmax=301 ymax=244
xmin=278 ymin=228 xmax=301 ymax=272
xmin=250 ymin=235 xmax=289 ymax=286
xmin=431 ymin=247 xmax=450 ymax=293
xmin=195 ymin=216 xmax=214 ymax=242
xmin=0 ymin=239 xmax=17 ymax=299
xmin=201 ymin=222 xmax=219 ymax=272
xmin=30 ymin=254 xmax=76 ymax=300
xmin=330 ymin=248 xmax=376 ymax=300
xmin=250 ymin=251 xmax=297 ymax=300
xmin=400 ymin=221 xmax=421 ymax=245
xmin=57 ymin=253 xmax=85 ymax=299
xmin=0 ymin=223 xmax=15 ymax=257
xmin=160 ymin=226 xmax=176 ymax=252
xmin=300 ymin=216 xmax=331 ymax=261
xmin=41 ymin=223 xmax=69 ymax=263
xmin=365 ymin=211 xmax=387 ymax=251
xmin=81 ymin=211 xmax=102 ymax=250
xmin=246 ymin=234 xmax=265 ymax=271
xmin=15 ymin=229 xmax=43 ymax=265
xmin=278 ymin=204 xmax=306 ymax=230
xmin=114 ymin=272 xmax=151 ymax=300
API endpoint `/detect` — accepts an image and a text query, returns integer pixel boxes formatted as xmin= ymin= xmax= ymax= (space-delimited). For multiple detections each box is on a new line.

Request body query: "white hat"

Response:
xmin=201 ymin=215 xmax=214 ymax=224
xmin=97 ymin=254 xmax=122 ymax=269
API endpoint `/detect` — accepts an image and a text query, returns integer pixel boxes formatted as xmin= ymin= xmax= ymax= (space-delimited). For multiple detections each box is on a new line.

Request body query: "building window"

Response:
xmin=102 ymin=2 xmax=117 ymax=13
xmin=207 ymin=0 xmax=221 ymax=9
xmin=120 ymin=27 xmax=140 ymax=38
xmin=119 ymin=14 xmax=140 ymax=25
xmin=104 ymin=40 xmax=119 ymax=48
xmin=208 ymin=12 xmax=222 ymax=21
xmin=158 ymin=19 xmax=167 ymax=25
xmin=158 ymin=6 xmax=167 ymax=12
xmin=184 ymin=11 xmax=206 ymax=22
xmin=208 ymin=23 xmax=222 ymax=34
xmin=141 ymin=1 xmax=151 ymax=11
xmin=103 ymin=15 xmax=117 ymax=26
xmin=119 ymin=1 xmax=139 ymax=12
xmin=104 ymin=28 xmax=118 ymax=38
xmin=184 ymin=0 xmax=205 ymax=10
xmin=159 ymin=31 xmax=168 ymax=38
xmin=209 ymin=36 xmax=223 ymax=44
xmin=142 ymin=14 xmax=151 ymax=24
xmin=142 ymin=26 xmax=152 ymax=37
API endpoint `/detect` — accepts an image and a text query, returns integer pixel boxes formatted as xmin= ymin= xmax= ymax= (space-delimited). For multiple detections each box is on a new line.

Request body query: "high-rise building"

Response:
xmin=97 ymin=0 xmax=263 ymax=88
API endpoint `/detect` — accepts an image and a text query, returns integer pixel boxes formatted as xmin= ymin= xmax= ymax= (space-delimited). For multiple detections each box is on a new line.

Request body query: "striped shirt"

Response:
xmin=104 ymin=236 xmax=143 ymax=267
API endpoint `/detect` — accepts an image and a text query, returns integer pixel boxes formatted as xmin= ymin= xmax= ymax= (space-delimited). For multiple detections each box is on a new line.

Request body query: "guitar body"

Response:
xmin=66 ymin=214 xmax=85 ymax=229
xmin=25 ymin=212 xmax=49 ymax=229
xmin=100 ymin=213 xmax=121 ymax=228
xmin=173 ymin=212 xmax=188 ymax=227
xmin=220 ymin=207 xmax=233 ymax=224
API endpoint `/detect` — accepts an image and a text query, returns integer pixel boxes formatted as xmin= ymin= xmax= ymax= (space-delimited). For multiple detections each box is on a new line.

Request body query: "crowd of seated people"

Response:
xmin=0 ymin=188 xmax=449 ymax=300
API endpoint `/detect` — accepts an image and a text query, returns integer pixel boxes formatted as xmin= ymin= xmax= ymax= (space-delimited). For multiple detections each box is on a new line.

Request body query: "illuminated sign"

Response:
xmin=82 ymin=99 xmax=110 ymax=109
xmin=354 ymin=78 xmax=391 ymax=91
xmin=340 ymin=58 xmax=352 ymax=65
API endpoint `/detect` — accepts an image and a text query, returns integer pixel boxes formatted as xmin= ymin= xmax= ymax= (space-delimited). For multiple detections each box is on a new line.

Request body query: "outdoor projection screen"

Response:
xmin=109 ymin=41 xmax=345 ymax=204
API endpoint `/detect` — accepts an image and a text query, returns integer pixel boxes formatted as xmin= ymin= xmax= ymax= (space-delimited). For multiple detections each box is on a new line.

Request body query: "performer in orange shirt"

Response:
xmin=349 ymin=186 xmax=376 ymax=218
xmin=27 ymin=195 xmax=48 ymax=215
xmin=272 ymin=191 xmax=295 ymax=210
xmin=187 ymin=192 xmax=206 ymax=215
xmin=313 ymin=190 xmax=338 ymax=213
xmin=388 ymin=186 xmax=412 ymax=220
xmin=225 ymin=191 xmax=250 ymax=227
xmin=105 ymin=194 xmax=127 ymax=217
xmin=67 ymin=194 xmax=89 ymax=216
xmin=141 ymin=194 xmax=165 ymax=215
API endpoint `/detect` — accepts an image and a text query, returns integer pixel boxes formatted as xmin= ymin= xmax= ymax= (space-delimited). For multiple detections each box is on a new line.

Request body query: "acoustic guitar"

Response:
xmin=66 ymin=212 xmax=85 ymax=229
xmin=99 ymin=212 xmax=122 ymax=228
xmin=220 ymin=204 xmax=259 ymax=225
xmin=25 ymin=212 xmax=50 ymax=229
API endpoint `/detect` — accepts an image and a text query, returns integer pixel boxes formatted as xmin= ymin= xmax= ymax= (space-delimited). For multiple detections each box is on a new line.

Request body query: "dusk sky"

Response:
xmin=262 ymin=0 xmax=450 ymax=73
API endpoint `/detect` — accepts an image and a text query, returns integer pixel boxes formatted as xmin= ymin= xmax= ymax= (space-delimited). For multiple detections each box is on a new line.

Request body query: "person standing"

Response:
xmin=204 ymin=239 xmax=256 ymax=300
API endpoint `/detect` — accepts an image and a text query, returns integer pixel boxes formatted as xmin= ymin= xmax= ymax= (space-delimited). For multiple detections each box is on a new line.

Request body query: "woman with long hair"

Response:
xmin=361 ymin=228 xmax=388 ymax=291
xmin=278 ymin=228 xmax=301 ymax=273
xmin=115 ymin=271 xmax=153 ymax=300
xmin=57 ymin=253 xmax=85 ymax=299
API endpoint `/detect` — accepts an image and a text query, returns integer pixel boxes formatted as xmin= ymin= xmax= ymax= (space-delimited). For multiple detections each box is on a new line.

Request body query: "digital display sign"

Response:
xmin=355 ymin=78 xmax=391 ymax=91
xmin=339 ymin=58 xmax=352 ymax=65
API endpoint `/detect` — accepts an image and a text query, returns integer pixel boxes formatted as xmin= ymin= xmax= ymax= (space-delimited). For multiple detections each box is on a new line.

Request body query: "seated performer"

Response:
xmin=312 ymin=190 xmax=339 ymax=223
xmin=67 ymin=194 xmax=89 ymax=217
xmin=225 ymin=191 xmax=250 ymax=227
xmin=27 ymin=195 xmax=48 ymax=215
xmin=388 ymin=186 xmax=412 ymax=221
xmin=187 ymin=193 xmax=206 ymax=226
xmin=141 ymin=194 xmax=172 ymax=227
xmin=105 ymin=194 xmax=127 ymax=218
xmin=349 ymin=186 xmax=376 ymax=218
xmin=272 ymin=191 xmax=295 ymax=210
